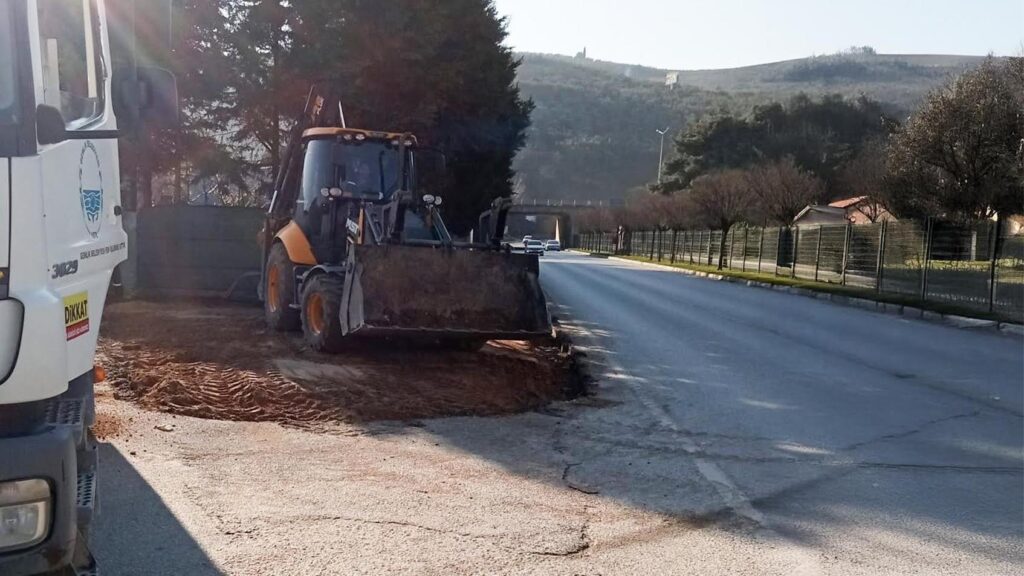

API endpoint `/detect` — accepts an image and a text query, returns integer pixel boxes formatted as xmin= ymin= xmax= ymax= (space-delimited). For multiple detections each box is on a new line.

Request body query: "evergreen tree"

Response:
xmin=289 ymin=0 xmax=532 ymax=234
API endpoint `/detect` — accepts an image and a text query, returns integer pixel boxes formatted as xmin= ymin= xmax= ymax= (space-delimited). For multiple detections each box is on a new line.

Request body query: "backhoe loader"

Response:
xmin=260 ymin=87 xmax=550 ymax=351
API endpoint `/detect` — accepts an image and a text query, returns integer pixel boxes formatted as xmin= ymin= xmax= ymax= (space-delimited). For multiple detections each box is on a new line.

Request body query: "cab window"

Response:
xmin=37 ymin=0 xmax=105 ymax=129
xmin=0 ymin=0 xmax=17 ymax=124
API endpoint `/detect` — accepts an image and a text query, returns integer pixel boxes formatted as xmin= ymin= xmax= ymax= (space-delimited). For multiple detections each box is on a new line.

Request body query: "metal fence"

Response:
xmin=577 ymin=220 xmax=1024 ymax=319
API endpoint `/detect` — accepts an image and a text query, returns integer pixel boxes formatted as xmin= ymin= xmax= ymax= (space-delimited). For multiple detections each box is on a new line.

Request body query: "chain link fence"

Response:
xmin=576 ymin=219 xmax=1024 ymax=319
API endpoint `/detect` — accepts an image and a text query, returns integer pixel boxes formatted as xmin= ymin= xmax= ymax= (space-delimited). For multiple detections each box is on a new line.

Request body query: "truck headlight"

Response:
xmin=0 ymin=480 xmax=50 ymax=553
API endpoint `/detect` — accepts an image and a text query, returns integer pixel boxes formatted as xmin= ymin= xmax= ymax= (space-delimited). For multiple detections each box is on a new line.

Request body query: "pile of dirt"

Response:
xmin=97 ymin=300 xmax=576 ymax=425
xmin=91 ymin=411 xmax=126 ymax=440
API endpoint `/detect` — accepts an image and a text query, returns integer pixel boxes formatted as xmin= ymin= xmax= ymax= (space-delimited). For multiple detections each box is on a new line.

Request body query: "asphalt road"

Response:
xmin=537 ymin=251 xmax=1024 ymax=573
xmin=90 ymin=252 xmax=1022 ymax=575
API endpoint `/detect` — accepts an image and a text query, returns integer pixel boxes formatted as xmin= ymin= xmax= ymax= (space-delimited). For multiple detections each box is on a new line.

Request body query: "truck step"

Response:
xmin=71 ymin=528 xmax=99 ymax=576
xmin=45 ymin=399 xmax=86 ymax=446
xmin=76 ymin=472 xmax=97 ymax=527
xmin=78 ymin=441 xmax=99 ymax=475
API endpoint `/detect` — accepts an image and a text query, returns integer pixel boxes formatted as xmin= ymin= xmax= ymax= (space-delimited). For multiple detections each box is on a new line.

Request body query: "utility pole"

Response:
xmin=656 ymin=127 xmax=670 ymax=185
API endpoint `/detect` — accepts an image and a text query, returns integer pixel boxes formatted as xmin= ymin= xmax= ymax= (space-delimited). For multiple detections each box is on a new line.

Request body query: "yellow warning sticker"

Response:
xmin=64 ymin=292 xmax=90 ymax=341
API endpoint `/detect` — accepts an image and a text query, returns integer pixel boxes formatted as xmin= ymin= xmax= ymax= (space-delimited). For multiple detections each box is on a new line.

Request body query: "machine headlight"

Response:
xmin=422 ymin=194 xmax=435 ymax=204
xmin=0 ymin=479 xmax=50 ymax=553
xmin=355 ymin=133 xmax=366 ymax=141
xmin=434 ymin=196 xmax=443 ymax=206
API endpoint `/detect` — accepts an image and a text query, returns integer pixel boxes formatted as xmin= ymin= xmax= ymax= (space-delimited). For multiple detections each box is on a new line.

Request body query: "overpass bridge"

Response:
xmin=478 ymin=198 xmax=621 ymax=245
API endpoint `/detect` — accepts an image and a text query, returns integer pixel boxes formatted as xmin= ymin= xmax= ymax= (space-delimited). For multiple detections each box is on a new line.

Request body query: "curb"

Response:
xmin=582 ymin=253 xmax=1024 ymax=339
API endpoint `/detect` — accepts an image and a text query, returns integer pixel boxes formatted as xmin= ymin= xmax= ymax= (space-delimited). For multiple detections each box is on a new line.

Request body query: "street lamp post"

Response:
xmin=656 ymin=127 xmax=670 ymax=185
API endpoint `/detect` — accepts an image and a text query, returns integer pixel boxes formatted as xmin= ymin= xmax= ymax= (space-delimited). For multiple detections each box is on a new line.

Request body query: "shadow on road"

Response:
xmin=384 ymin=253 xmax=1024 ymax=570
xmin=93 ymin=444 xmax=224 ymax=576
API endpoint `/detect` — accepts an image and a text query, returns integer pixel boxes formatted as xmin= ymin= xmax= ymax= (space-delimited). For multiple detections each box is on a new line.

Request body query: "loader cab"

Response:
xmin=294 ymin=129 xmax=450 ymax=263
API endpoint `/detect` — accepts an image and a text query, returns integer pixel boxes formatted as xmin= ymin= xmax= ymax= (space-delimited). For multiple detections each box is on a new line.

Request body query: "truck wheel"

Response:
xmin=265 ymin=243 xmax=300 ymax=331
xmin=453 ymin=338 xmax=488 ymax=352
xmin=301 ymin=274 xmax=346 ymax=353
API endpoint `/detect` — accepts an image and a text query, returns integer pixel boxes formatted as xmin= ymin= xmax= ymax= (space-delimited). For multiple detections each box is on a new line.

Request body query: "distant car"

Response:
xmin=544 ymin=240 xmax=561 ymax=251
xmin=524 ymin=239 xmax=545 ymax=256
xmin=522 ymin=235 xmax=534 ymax=244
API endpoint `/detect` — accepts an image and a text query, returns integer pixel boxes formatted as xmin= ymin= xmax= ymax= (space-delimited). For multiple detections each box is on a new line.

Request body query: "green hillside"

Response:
xmin=513 ymin=52 xmax=987 ymax=201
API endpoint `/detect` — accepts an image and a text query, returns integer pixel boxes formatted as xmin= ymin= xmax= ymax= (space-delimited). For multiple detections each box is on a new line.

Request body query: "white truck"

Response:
xmin=0 ymin=1 xmax=174 ymax=574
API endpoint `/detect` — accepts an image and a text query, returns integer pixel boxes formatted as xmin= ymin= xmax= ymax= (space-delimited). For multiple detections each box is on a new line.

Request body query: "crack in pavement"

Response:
xmin=298 ymin=513 xmax=593 ymax=558
xmin=843 ymin=410 xmax=982 ymax=452
xmin=855 ymin=462 xmax=1023 ymax=474
xmin=561 ymin=461 xmax=601 ymax=495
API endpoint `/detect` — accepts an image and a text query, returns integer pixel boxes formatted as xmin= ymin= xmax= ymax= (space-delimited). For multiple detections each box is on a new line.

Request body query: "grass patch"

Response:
xmin=609 ymin=254 xmax=1018 ymax=324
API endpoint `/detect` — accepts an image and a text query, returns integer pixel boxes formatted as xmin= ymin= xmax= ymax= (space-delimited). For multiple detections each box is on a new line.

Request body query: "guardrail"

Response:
xmin=579 ymin=220 xmax=1024 ymax=318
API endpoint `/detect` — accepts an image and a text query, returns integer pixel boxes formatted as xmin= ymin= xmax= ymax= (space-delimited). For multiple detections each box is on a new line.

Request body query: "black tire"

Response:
xmin=265 ymin=243 xmax=301 ymax=331
xmin=301 ymin=273 xmax=347 ymax=353
xmin=453 ymin=338 xmax=489 ymax=352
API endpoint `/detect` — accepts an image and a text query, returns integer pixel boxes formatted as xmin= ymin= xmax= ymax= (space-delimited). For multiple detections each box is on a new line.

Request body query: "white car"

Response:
xmin=524 ymin=240 xmax=545 ymax=256
xmin=544 ymin=240 xmax=561 ymax=251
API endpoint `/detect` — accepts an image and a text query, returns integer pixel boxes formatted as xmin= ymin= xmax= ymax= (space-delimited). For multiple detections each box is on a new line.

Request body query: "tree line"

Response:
xmin=578 ymin=57 xmax=1024 ymax=268
xmin=124 ymin=0 xmax=532 ymax=235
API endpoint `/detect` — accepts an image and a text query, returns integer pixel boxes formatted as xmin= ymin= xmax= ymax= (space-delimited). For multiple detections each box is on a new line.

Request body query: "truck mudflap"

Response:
xmin=0 ymin=372 xmax=98 ymax=576
xmin=340 ymin=244 xmax=552 ymax=341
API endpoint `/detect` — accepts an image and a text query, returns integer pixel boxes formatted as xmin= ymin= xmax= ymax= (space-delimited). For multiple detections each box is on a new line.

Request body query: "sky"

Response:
xmin=492 ymin=0 xmax=1024 ymax=70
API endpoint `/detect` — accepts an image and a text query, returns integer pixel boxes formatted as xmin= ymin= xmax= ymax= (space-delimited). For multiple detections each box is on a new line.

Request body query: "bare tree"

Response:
xmin=836 ymin=141 xmax=891 ymax=222
xmin=745 ymin=157 xmax=824 ymax=225
xmin=689 ymin=170 xmax=756 ymax=269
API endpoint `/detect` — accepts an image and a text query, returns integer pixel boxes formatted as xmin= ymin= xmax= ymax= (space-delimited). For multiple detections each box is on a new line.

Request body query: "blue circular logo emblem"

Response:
xmin=79 ymin=142 xmax=104 ymax=239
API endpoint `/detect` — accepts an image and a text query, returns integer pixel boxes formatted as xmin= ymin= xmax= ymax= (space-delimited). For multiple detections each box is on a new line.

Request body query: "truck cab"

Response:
xmin=0 ymin=1 xmax=174 ymax=574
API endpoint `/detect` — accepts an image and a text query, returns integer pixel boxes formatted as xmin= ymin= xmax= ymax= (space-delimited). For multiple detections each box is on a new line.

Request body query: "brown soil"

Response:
xmin=97 ymin=300 xmax=575 ymax=425
xmin=91 ymin=410 xmax=125 ymax=440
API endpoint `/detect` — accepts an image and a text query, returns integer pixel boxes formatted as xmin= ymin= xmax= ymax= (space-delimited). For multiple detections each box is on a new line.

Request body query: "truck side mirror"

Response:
xmin=113 ymin=66 xmax=179 ymax=133
xmin=36 ymin=105 xmax=67 ymax=145
xmin=138 ymin=66 xmax=179 ymax=127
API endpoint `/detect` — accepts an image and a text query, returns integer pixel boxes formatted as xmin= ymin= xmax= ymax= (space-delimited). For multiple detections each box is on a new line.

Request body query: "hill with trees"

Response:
xmin=513 ymin=50 xmax=990 ymax=202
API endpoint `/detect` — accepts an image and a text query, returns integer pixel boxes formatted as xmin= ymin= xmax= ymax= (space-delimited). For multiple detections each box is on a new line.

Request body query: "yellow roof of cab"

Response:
xmin=302 ymin=127 xmax=418 ymax=145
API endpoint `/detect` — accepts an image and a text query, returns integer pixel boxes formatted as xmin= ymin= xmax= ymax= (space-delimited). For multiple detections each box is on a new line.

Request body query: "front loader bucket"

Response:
xmin=340 ymin=244 xmax=551 ymax=341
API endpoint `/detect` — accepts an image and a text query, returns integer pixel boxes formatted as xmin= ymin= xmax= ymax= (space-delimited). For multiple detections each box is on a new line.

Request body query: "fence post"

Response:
xmin=920 ymin=217 xmax=933 ymax=301
xmin=988 ymin=219 xmax=999 ymax=313
xmin=706 ymin=231 xmax=713 ymax=266
xmin=875 ymin=220 xmax=888 ymax=292
xmin=813 ymin=226 xmax=822 ymax=282
xmin=791 ymin=227 xmax=800 ymax=279
xmin=840 ymin=223 xmax=852 ymax=286
xmin=727 ymin=228 xmax=736 ymax=270
xmin=670 ymin=230 xmax=678 ymax=264
xmin=775 ymin=226 xmax=783 ymax=276
xmin=757 ymin=227 xmax=765 ymax=273
xmin=741 ymin=227 xmax=749 ymax=272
